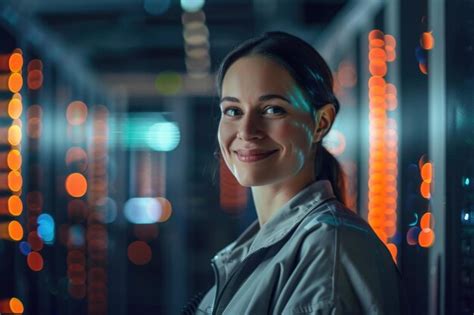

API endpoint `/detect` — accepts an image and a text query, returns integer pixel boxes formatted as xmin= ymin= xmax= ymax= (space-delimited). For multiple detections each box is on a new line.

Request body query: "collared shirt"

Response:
xmin=197 ymin=180 xmax=404 ymax=314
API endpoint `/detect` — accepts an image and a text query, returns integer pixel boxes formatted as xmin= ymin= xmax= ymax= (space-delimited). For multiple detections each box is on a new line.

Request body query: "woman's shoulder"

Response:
xmin=297 ymin=199 xmax=395 ymax=263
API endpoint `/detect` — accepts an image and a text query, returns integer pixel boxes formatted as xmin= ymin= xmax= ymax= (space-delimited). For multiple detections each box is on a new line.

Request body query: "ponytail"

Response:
xmin=314 ymin=143 xmax=346 ymax=206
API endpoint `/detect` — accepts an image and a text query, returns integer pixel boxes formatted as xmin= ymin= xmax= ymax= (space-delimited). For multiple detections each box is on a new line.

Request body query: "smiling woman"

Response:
xmin=189 ymin=32 xmax=405 ymax=315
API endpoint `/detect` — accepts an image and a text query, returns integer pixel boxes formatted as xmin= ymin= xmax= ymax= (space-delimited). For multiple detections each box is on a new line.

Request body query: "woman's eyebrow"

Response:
xmin=219 ymin=94 xmax=291 ymax=104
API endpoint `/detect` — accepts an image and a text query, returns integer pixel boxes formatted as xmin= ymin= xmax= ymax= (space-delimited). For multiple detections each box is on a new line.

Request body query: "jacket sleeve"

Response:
xmin=274 ymin=216 xmax=402 ymax=315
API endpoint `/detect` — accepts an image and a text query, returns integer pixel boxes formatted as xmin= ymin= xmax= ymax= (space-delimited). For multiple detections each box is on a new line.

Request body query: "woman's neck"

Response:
xmin=251 ymin=170 xmax=315 ymax=227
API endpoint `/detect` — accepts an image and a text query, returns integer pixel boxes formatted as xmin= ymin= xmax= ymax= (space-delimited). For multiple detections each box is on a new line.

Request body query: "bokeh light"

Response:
xmin=127 ymin=241 xmax=152 ymax=265
xmin=37 ymin=213 xmax=55 ymax=243
xmin=420 ymin=181 xmax=431 ymax=199
xmin=180 ymin=0 xmax=205 ymax=12
xmin=157 ymin=197 xmax=172 ymax=222
xmin=420 ymin=212 xmax=434 ymax=230
xmin=407 ymin=226 xmax=420 ymax=245
xmin=419 ymin=62 xmax=428 ymax=75
xmin=28 ymin=231 xmax=44 ymax=251
xmin=19 ymin=241 xmax=31 ymax=256
xmin=65 ymin=173 xmax=88 ymax=197
xmin=421 ymin=163 xmax=433 ymax=184
xmin=7 ymin=149 xmax=22 ymax=170
xmin=0 ymin=297 xmax=24 ymax=314
xmin=8 ymin=98 xmax=22 ymax=119
xmin=8 ymin=73 xmax=23 ymax=93
xmin=418 ymin=228 xmax=435 ymax=247
xmin=420 ymin=32 xmax=435 ymax=50
xmin=66 ymin=101 xmax=88 ymax=126
xmin=8 ymin=170 xmax=23 ymax=192
xmin=27 ymin=251 xmax=44 ymax=271
xmin=0 ymin=220 xmax=23 ymax=241
xmin=69 ymin=225 xmax=85 ymax=247
xmin=124 ymin=197 xmax=161 ymax=224
xmin=8 ymin=125 xmax=22 ymax=146
xmin=323 ymin=129 xmax=346 ymax=156
xmin=8 ymin=53 xmax=23 ymax=72
xmin=386 ymin=243 xmax=397 ymax=262
xmin=155 ymin=71 xmax=183 ymax=95
xmin=8 ymin=195 xmax=22 ymax=216
xmin=147 ymin=122 xmax=181 ymax=151
xmin=27 ymin=69 xmax=43 ymax=90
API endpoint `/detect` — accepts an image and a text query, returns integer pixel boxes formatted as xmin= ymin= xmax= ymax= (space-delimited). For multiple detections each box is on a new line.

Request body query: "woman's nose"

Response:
xmin=237 ymin=114 xmax=264 ymax=141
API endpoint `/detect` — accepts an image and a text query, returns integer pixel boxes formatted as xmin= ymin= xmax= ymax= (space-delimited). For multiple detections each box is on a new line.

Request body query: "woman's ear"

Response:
xmin=313 ymin=103 xmax=336 ymax=143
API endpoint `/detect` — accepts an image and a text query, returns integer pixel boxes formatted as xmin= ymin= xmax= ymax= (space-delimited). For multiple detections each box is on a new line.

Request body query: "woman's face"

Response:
xmin=218 ymin=55 xmax=319 ymax=187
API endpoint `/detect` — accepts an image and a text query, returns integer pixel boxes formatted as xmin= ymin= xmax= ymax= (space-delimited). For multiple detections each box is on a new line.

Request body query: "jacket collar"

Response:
xmin=227 ymin=180 xmax=336 ymax=258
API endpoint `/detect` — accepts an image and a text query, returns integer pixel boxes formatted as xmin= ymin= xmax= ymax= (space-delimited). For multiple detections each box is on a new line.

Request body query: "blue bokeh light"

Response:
xmin=19 ymin=241 xmax=31 ymax=256
xmin=124 ymin=198 xmax=162 ymax=224
xmin=69 ymin=225 xmax=85 ymax=247
xmin=180 ymin=0 xmax=205 ymax=12
xmin=147 ymin=122 xmax=181 ymax=152
xmin=37 ymin=213 xmax=55 ymax=244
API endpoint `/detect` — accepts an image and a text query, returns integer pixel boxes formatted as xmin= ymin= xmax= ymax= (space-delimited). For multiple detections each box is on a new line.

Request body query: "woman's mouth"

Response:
xmin=235 ymin=149 xmax=279 ymax=162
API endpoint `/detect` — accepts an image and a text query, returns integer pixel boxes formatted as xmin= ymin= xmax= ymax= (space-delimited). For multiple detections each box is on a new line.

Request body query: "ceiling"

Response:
xmin=2 ymin=0 xmax=349 ymax=103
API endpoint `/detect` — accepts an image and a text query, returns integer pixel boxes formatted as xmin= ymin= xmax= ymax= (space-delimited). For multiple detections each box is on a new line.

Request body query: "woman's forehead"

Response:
xmin=221 ymin=56 xmax=312 ymax=113
xmin=221 ymin=56 xmax=296 ymax=95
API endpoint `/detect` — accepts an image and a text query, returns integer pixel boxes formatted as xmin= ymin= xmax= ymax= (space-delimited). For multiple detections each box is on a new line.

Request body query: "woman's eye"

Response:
xmin=264 ymin=106 xmax=286 ymax=115
xmin=223 ymin=107 xmax=242 ymax=117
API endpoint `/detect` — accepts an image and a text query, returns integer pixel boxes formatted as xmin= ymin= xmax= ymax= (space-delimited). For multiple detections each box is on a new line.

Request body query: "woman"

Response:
xmin=195 ymin=31 xmax=404 ymax=314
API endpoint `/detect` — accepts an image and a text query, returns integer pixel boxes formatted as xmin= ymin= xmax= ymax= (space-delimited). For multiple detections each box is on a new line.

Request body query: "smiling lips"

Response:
xmin=235 ymin=149 xmax=279 ymax=162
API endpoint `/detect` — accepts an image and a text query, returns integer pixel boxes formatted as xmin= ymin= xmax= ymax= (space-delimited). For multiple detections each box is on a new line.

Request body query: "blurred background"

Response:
xmin=0 ymin=0 xmax=472 ymax=314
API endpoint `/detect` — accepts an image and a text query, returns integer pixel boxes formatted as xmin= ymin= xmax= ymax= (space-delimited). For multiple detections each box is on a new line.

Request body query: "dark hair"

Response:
xmin=215 ymin=31 xmax=346 ymax=205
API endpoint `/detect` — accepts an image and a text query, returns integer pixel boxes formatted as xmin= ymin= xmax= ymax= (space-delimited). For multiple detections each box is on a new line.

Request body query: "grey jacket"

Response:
xmin=197 ymin=180 xmax=403 ymax=314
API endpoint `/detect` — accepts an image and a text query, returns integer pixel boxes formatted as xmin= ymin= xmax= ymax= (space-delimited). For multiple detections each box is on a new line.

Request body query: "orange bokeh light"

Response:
xmin=0 ymin=297 xmax=24 ymax=313
xmin=8 ymin=73 xmax=22 ymax=93
xmin=421 ymin=32 xmax=434 ymax=50
xmin=419 ymin=63 xmax=428 ymax=75
xmin=66 ymin=101 xmax=88 ymax=126
xmin=8 ymin=171 xmax=22 ymax=192
xmin=384 ymin=34 xmax=397 ymax=48
xmin=8 ymin=125 xmax=22 ymax=146
xmin=369 ymin=60 xmax=387 ymax=77
xmin=127 ymin=241 xmax=152 ymax=265
xmin=8 ymin=195 xmax=22 ymax=216
xmin=8 ymin=98 xmax=22 ymax=119
xmin=418 ymin=228 xmax=435 ymax=247
xmin=157 ymin=197 xmax=173 ymax=222
xmin=386 ymin=243 xmax=398 ymax=262
xmin=7 ymin=149 xmax=22 ymax=171
xmin=420 ymin=212 xmax=434 ymax=230
xmin=65 ymin=173 xmax=88 ymax=197
xmin=385 ymin=49 xmax=396 ymax=62
xmin=368 ymin=76 xmax=385 ymax=88
xmin=27 ymin=251 xmax=44 ymax=271
xmin=421 ymin=162 xmax=432 ymax=183
xmin=369 ymin=48 xmax=387 ymax=62
xmin=420 ymin=181 xmax=431 ymax=199
xmin=7 ymin=220 xmax=23 ymax=241
xmin=8 ymin=53 xmax=23 ymax=73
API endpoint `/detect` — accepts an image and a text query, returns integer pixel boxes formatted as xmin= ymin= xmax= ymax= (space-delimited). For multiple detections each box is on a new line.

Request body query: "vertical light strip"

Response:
xmin=87 ymin=105 xmax=109 ymax=315
xmin=428 ymin=0 xmax=446 ymax=312
xmin=367 ymin=30 xmax=399 ymax=262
